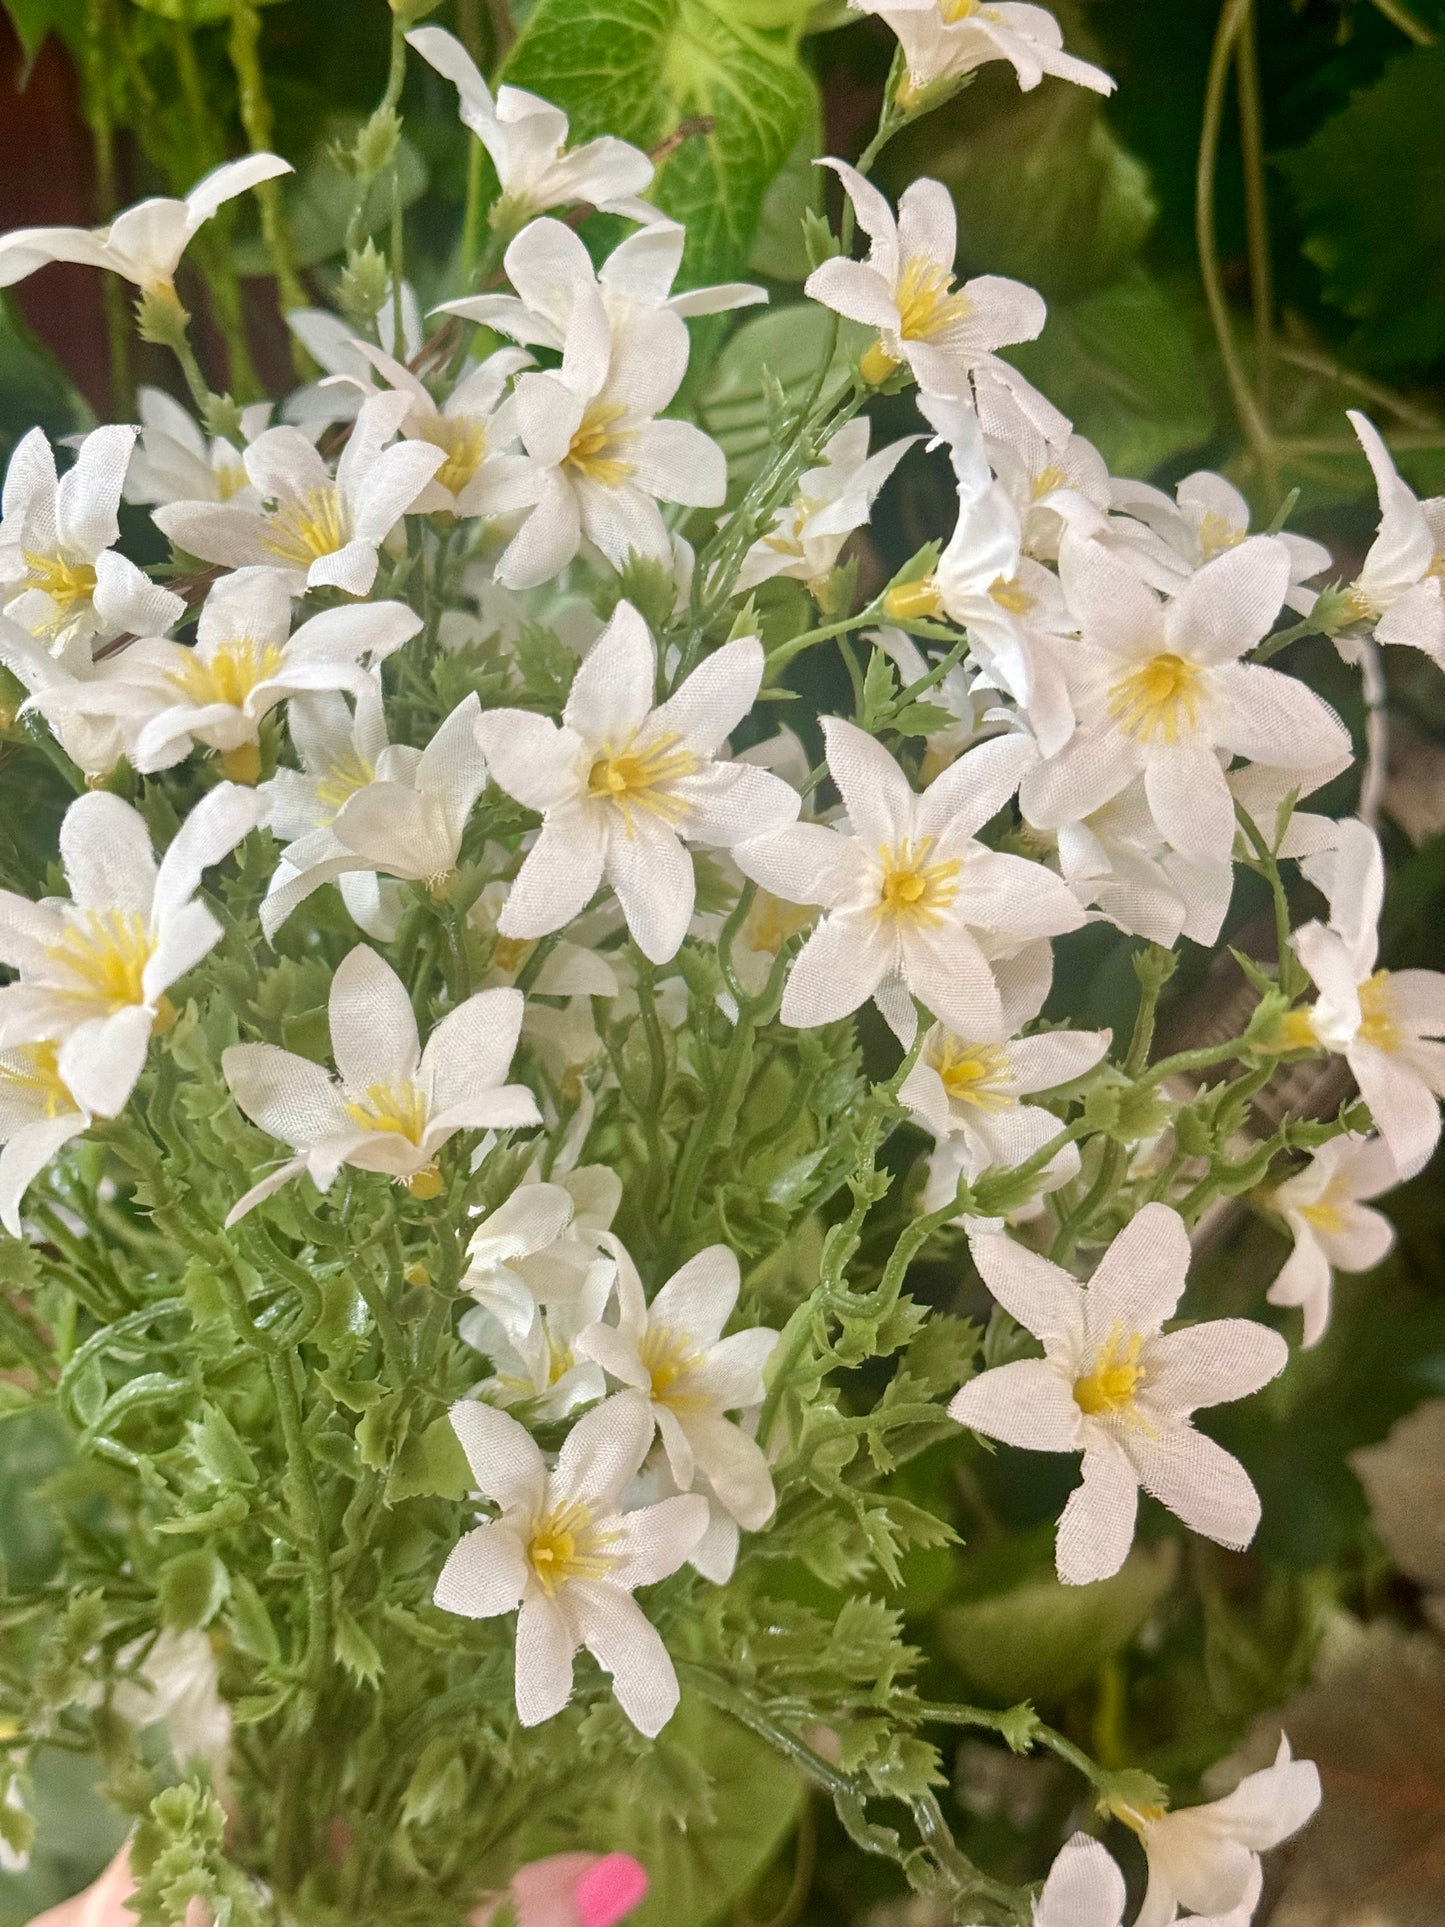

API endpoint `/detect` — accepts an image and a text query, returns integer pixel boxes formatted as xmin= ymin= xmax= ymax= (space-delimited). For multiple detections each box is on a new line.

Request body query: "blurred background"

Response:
xmin=2 ymin=0 xmax=1445 ymax=1921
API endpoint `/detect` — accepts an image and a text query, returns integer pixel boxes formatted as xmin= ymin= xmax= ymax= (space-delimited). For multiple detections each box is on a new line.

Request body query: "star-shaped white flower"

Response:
xmin=1126 ymin=1734 xmax=1321 ymax=1927
xmin=0 ymin=612 xmax=161 ymax=780
xmin=463 ymin=1170 xmax=621 ymax=1321
xmin=0 ymin=1042 xmax=90 ymax=1238
xmin=1117 ymin=467 xmax=1332 ymax=608
xmin=976 ymin=365 xmax=1112 ymax=564
xmin=1292 ymin=816 xmax=1445 ymax=1179
xmin=0 ymin=784 xmax=256 ymax=1118
xmin=222 ymin=944 xmax=539 ymax=1221
xmin=1343 ymin=410 xmax=1445 ymax=663
xmin=462 ymin=1254 xmax=614 ymax=1422
xmin=855 ymin=0 xmax=1114 ymax=109
xmin=407 ymin=29 xmax=657 ymax=230
xmin=35 ymin=568 xmax=420 ymax=784
xmin=577 ymin=1241 xmax=778 ymax=1532
xmin=0 ymin=427 xmax=185 ymax=653
xmin=124 ymin=386 xmax=270 ymax=510
xmin=1263 ymin=1134 xmax=1397 ymax=1349
xmin=475 ymin=602 xmax=799 ymax=963
xmin=0 ymin=155 xmax=291 ymax=293
xmin=1019 ymin=530 xmax=1352 ymax=864
xmin=1031 ymin=1833 xmax=1126 ymax=1927
xmin=949 ymin=1205 xmax=1289 ymax=1584
xmin=735 ymin=716 xmax=1081 ymax=1038
xmin=1051 ymin=777 xmax=1235 ymax=950
xmin=435 ymin=1394 xmax=708 ymax=1735
xmin=261 ymin=693 xmax=490 ymax=938
xmin=735 ymin=418 xmax=919 ymax=596
xmin=804 ymin=163 xmax=1045 ymax=400
xmin=154 ymin=392 xmax=445 ymax=598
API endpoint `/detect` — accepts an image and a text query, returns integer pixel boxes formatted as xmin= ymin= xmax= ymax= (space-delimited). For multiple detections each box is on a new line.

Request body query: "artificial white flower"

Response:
xmin=462 ymin=1253 xmax=614 ymax=1422
xmin=858 ymin=0 xmax=1113 ymax=108
xmin=0 ymin=154 xmax=291 ymax=293
xmin=124 ymin=386 xmax=270 ymax=510
xmin=901 ymin=1019 xmax=1108 ymax=1209
xmin=1019 ymin=530 xmax=1352 ymax=864
xmin=1343 ymin=410 xmax=1445 ymax=662
xmin=735 ymin=716 xmax=1081 ymax=1038
xmin=577 ymin=1241 xmax=778 ymax=1531
xmin=1053 ymin=779 xmax=1236 ymax=950
xmin=804 ymin=163 xmax=1045 ymax=400
xmin=407 ymin=29 xmax=657 ymax=229
xmin=0 ymin=613 xmax=161 ymax=779
xmin=435 ymin=1394 xmax=708 ymax=1735
xmin=1263 ymin=1134 xmax=1397 ymax=1349
xmin=1115 ymin=467 xmax=1332 ymax=607
xmin=976 ymin=365 xmax=1111 ymax=564
xmin=154 ymin=391 xmax=446 ymax=597
xmin=466 ymin=283 xmax=726 ymax=590
xmin=1292 ymin=816 xmax=1445 ymax=1179
xmin=0 ymin=427 xmax=186 ymax=652
xmin=871 ymin=626 xmax=1000 ymax=779
xmin=949 ymin=1204 xmax=1289 ymax=1584
xmin=1031 ymin=1832 xmax=1126 ymax=1927
xmin=221 ymin=944 xmax=539 ymax=1221
xmin=0 ymin=785 xmax=257 ymax=1118
xmin=735 ymin=418 xmax=919 ymax=596
xmin=109 ymin=1628 xmax=231 ymax=1781
xmin=32 ymin=567 xmax=421 ymax=784
xmin=441 ymin=215 xmax=765 ymax=354
xmin=261 ymin=693 xmax=490 ymax=938
xmin=1127 ymin=1734 xmax=1321 ymax=1927
xmin=284 ymin=284 xmax=424 ymax=431
xmin=463 ymin=1169 xmax=621 ymax=1319
xmin=475 ymin=602 xmax=799 ymax=963
xmin=0 ymin=1042 xmax=90 ymax=1238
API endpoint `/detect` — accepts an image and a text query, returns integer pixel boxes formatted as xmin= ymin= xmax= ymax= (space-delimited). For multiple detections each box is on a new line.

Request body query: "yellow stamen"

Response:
xmin=1358 ymin=970 xmax=1400 ymax=1053
xmin=23 ymin=550 xmax=97 ymax=631
xmin=46 ymin=910 xmax=155 ymax=1013
xmin=990 ymin=573 xmax=1032 ymax=615
xmin=883 ymin=576 xmax=944 ymax=622
xmin=637 ymin=1322 xmax=707 ymax=1409
xmin=406 ymin=1163 xmax=444 ymax=1200
xmin=263 ymin=486 xmax=351 ymax=566
xmin=344 ymin=1081 xmax=429 ymax=1144
xmin=526 ymin=1498 xmax=620 ymax=1597
xmin=876 ymin=838 xmax=961 ymax=928
xmin=565 ymin=402 xmax=634 ymax=488
xmin=0 ymin=1041 xmax=73 ymax=1119
xmin=859 ymin=339 xmax=902 ymax=386
xmin=422 ymin=414 xmax=488 ymax=496
xmin=1197 ymin=509 xmax=1244 ymax=560
xmin=586 ymin=730 xmax=697 ymax=834
xmin=314 ymin=751 xmax=376 ymax=816
xmin=221 ymin=742 xmax=263 ymax=784
xmin=1299 ymin=1189 xmax=1349 ymax=1236
xmin=168 ymin=636 xmax=286 ymax=710
xmin=939 ymin=0 xmax=982 ymax=19
xmin=1263 ymin=1005 xmax=1319 ymax=1054
xmin=1030 ymin=464 xmax=1068 ymax=500
xmin=1073 ymin=1326 xmax=1146 ymax=1418
xmin=894 ymin=254 xmax=973 ymax=343
xmin=215 ymin=460 xmax=249 ymax=501
xmin=1107 ymin=654 xmax=1204 ymax=744
xmin=931 ymin=1036 xmax=1012 ymax=1111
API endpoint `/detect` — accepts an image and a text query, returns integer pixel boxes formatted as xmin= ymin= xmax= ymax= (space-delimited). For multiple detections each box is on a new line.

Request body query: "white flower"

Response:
xmin=804 ymin=164 xmax=1045 ymax=399
xmin=1344 ymin=410 xmax=1445 ymax=662
xmin=221 ymin=944 xmax=539 ymax=1221
xmin=1054 ymin=781 xmax=1236 ymax=950
xmin=34 ymin=568 xmax=421 ymax=784
xmin=1263 ymin=1134 xmax=1397 ymax=1349
xmin=1019 ymin=530 xmax=1352 ymax=864
xmin=407 ymin=29 xmax=656 ymax=228
xmin=261 ymin=693 xmax=490 ymax=938
xmin=0 ymin=1043 xmax=90 ymax=1238
xmin=435 ymin=1394 xmax=708 ymax=1735
xmin=901 ymin=1019 xmax=1108 ymax=1208
xmin=1031 ymin=1832 xmax=1126 ymax=1927
xmin=110 ymin=1629 xmax=231 ymax=1780
xmin=0 ymin=427 xmax=186 ymax=651
xmin=735 ymin=418 xmax=919 ymax=596
xmin=577 ymin=1241 xmax=778 ymax=1531
xmin=462 ymin=1252 xmax=614 ymax=1422
xmin=0 ymin=614 xmax=160 ymax=779
xmin=976 ymin=365 xmax=1111 ymax=564
xmin=949 ymin=1204 xmax=1289 ymax=1584
xmin=466 ymin=284 xmax=726 ymax=590
xmin=0 ymin=154 xmax=291 ymax=293
xmin=463 ymin=1169 xmax=621 ymax=1318
xmin=124 ymin=386 xmax=270 ymax=509
xmin=857 ymin=0 xmax=1114 ymax=108
xmin=1128 ymin=1734 xmax=1321 ymax=1927
xmin=154 ymin=392 xmax=446 ymax=598
xmin=0 ymin=784 xmax=257 ymax=1118
xmin=475 ymin=602 xmax=799 ymax=963
xmin=735 ymin=716 xmax=1082 ymax=1037
xmin=440 ymin=216 xmax=766 ymax=353
xmin=284 ymin=284 xmax=423 ymax=431
xmin=1292 ymin=817 xmax=1445 ymax=1179
xmin=1117 ymin=468 xmax=1332 ymax=608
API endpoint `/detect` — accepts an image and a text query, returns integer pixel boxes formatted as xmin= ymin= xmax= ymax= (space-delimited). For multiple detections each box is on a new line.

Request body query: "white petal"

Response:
xmin=222 ymin=1042 xmax=351 ymax=1148
xmin=563 ymin=601 xmax=656 ymax=746
xmin=1144 ymin=1319 xmax=1288 ymax=1412
xmin=1124 ymin=1425 xmax=1262 ymax=1550
xmin=449 ymin=1397 xmax=546 ymax=1511
xmin=553 ymin=1391 xmax=653 ymax=1509
xmin=779 ymin=915 xmax=891 ymax=1028
xmin=433 ymin=1522 xmax=528 ymax=1619
xmin=605 ymin=814 xmax=694 ymax=964
xmin=1055 ymin=1443 xmax=1139 ymax=1584
xmin=1083 ymin=1203 xmax=1190 ymax=1339
xmin=648 ymin=1245 xmax=739 ymax=1343
xmin=949 ymin=1358 xmax=1082 ymax=1451
xmin=968 ymin=1229 xmax=1082 ymax=1342
xmin=423 ymin=986 xmax=525 ymax=1112
xmin=570 ymin=1581 xmax=682 ymax=1737
xmin=514 ymin=1593 xmax=576 ymax=1727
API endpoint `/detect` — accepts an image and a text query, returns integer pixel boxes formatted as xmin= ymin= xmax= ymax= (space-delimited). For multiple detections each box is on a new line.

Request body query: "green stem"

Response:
xmin=228 ymin=0 xmax=308 ymax=335
xmin=81 ymin=0 xmax=132 ymax=414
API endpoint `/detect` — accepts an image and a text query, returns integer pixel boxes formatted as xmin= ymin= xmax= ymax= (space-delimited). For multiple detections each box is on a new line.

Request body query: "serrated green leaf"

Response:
xmin=334 ymin=1607 xmax=383 ymax=1686
xmin=226 ymin=1574 xmax=281 ymax=1665
xmin=188 ymin=1404 xmax=258 ymax=1487
xmin=157 ymin=1549 xmax=230 ymax=1631
xmin=386 ymin=1413 xmax=472 ymax=1503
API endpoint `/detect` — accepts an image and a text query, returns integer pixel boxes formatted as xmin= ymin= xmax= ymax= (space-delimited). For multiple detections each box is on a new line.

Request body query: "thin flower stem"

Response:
xmin=1235 ymin=0 xmax=1274 ymax=421
xmin=1366 ymin=0 xmax=1435 ymax=41
xmin=82 ymin=0 xmax=132 ymax=413
xmin=228 ymin=0 xmax=309 ymax=336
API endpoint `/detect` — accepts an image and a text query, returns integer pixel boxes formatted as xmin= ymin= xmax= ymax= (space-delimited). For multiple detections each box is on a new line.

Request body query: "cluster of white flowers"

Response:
xmin=1 ymin=1 xmax=1433 ymax=1903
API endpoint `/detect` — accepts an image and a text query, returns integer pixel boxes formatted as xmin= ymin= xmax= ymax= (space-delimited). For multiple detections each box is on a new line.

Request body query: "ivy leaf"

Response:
xmin=0 ymin=0 xmax=83 ymax=59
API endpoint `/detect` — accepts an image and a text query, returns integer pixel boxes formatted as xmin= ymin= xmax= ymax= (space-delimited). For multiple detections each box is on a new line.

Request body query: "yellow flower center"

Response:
xmin=1197 ymin=509 xmax=1244 ymax=560
xmin=1358 ymin=970 xmax=1400 ymax=1053
xmin=1107 ymin=653 xmax=1204 ymax=743
xmin=492 ymin=934 xmax=533 ymax=975
xmin=990 ymin=573 xmax=1032 ymax=615
xmin=939 ymin=0 xmax=984 ymax=19
xmin=314 ymin=751 xmax=376 ymax=816
xmin=565 ymin=402 xmax=634 ymax=488
xmin=168 ymin=636 xmax=287 ymax=710
xmin=743 ymin=889 xmax=813 ymax=956
xmin=586 ymin=730 xmax=697 ymax=833
xmin=932 ymin=1036 xmax=1012 ymax=1111
xmin=0 ymin=1041 xmax=73 ymax=1119
xmin=1073 ymin=1326 xmax=1146 ymax=1418
xmin=894 ymin=254 xmax=973 ymax=343
xmin=263 ymin=486 xmax=351 ymax=566
xmin=406 ymin=1163 xmax=444 ymax=1200
xmin=422 ymin=414 xmax=488 ymax=496
xmin=1264 ymin=1005 xmax=1319 ymax=1054
xmin=23 ymin=550 xmax=97 ymax=631
xmin=526 ymin=1498 xmax=620 ymax=1597
xmin=1298 ymin=1186 xmax=1349 ymax=1236
xmin=638 ymin=1322 xmax=706 ymax=1409
xmin=876 ymin=838 xmax=961 ymax=928
xmin=343 ymin=1080 xmax=429 ymax=1144
xmin=46 ymin=910 xmax=155 ymax=1013
xmin=1030 ymin=464 xmax=1068 ymax=500
xmin=215 ymin=459 xmax=249 ymax=501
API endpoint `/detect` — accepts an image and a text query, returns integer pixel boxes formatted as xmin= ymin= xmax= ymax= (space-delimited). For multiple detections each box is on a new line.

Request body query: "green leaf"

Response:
xmin=747 ymin=112 xmax=823 ymax=281
xmin=188 ymin=1404 xmax=258 ymax=1487
xmin=0 ymin=0 xmax=83 ymax=58
xmin=158 ymin=1550 xmax=230 ymax=1631
xmin=226 ymin=1575 xmax=281 ymax=1666
xmin=1006 ymin=268 xmax=1215 ymax=478
xmin=1279 ymin=46 xmax=1445 ymax=371
xmin=334 ymin=1607 xmax=383 ymax=1686
xmin=386 ymin=1413 xmax=473 ymax=1503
